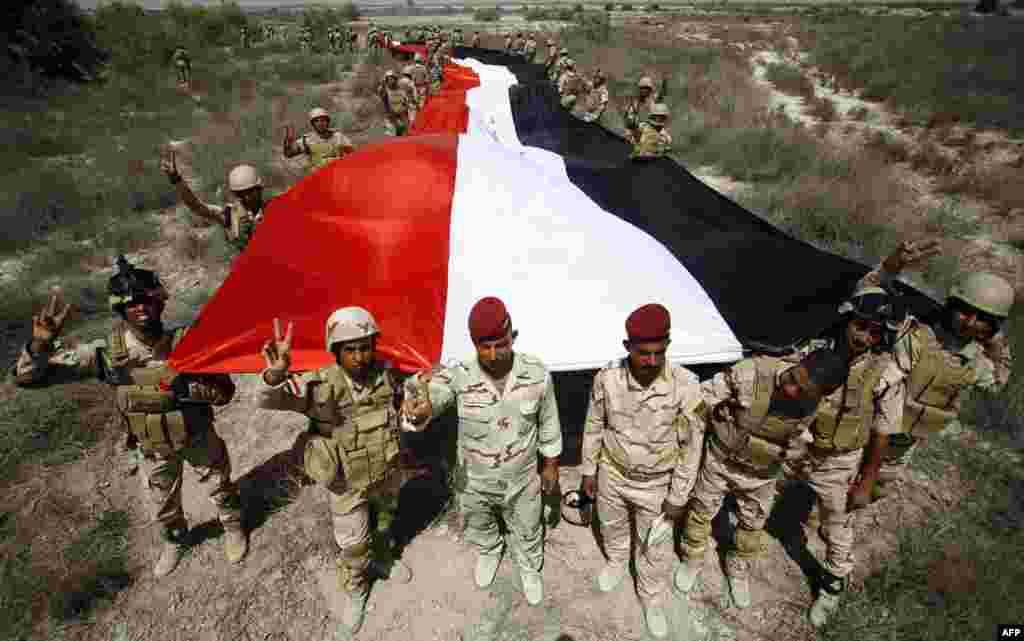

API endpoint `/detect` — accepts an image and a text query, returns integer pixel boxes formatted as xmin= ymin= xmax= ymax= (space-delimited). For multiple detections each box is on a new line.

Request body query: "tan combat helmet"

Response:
xmin=649 ymin=103 xmax=670 ymax=118
xmin=560 ymin=47 xmax=569 ymax=56
xmin=402 ymin=64 xmax=414 ymax=76
xmin=326 ymin=306 xmax=380 ymax=350
xmin=638 ymin=76 xmax=655 ymax=89
xmin=227 ymin=165 xmax=262 ymax=192
xmin=948 ymin=272 xmax=1014 ymax=318
xmin=563 ymin=58 xmax=576 ymax=69
xmin=547 ymin=39 xmax=555 ymax=45
xmin=309 ymin=107 xmax=330 ymax=123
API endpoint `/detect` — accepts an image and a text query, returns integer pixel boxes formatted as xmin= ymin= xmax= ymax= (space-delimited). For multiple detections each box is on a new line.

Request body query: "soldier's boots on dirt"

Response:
xmin=725 ymin=557 xmax=752 ymax=609
xmin=596 ymin=560 xmax=628 ymax=593
xmin=642 ymin=601 xmax=669 ymax=639
xmin=475 ymin=545 xmax=504 ymax=588
xmin=673 ymin=558 xmax=702 ymax=594
xmin=153 ymin=525 xmax=188 ymax=578
xmin=809 ymin=572 xmax=845 ymax=628
xmin=521 ymin=568 xmax=543 ymax=606
xmin=223 ymin=522 xmax=249 ymax=564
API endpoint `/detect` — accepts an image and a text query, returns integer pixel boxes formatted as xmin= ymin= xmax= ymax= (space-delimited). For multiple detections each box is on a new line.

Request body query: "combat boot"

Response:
xmin=673 ymin=557 xmax=702 ymax=594
xmin=154 ymin=525 xmax=188 ymax=578
xmin=475 ymin=545 xmax=504 ymax=588
xmin=724 ymin=556 xmax=752 ymax=609
xmin=222 ymin=522 xmax=249 ymax=564
xmin=641 ymin=600 xmax=669 ymax=639
xmin=809 ymin=572 xmax=845 ymax=628
xmin=521 ymin=569 xmax=543 ymax=606
xmin=596 ymin=561 xmax=628 ymax=593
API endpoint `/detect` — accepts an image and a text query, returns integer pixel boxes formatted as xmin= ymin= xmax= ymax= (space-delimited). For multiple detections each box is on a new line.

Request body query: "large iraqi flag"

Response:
xmin=169 ymin=46 xmax=939 ymax=381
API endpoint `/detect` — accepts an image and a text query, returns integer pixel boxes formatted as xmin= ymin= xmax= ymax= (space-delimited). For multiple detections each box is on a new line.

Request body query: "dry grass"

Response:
xmin=937 ymin=165 xmax=1024 ymax=212
xmin=808 ymin=95 xmax=837 ymax=122
xmin=910 ymin=141 xmax=956 ymax=177
xmin=847 ymin=105 xmax=869 ymax=121
xmin=763 ymin=61 xmax=815 ymax=100
xmin=172 ymin=228 xmax=211 ymax=261
xmin=864 ymin=130 xmax=911 ymax=163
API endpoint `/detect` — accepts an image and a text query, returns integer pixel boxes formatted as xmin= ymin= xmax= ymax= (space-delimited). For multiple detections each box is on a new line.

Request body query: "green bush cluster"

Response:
xmin=473 ymin=7 xmax=500 ymax=22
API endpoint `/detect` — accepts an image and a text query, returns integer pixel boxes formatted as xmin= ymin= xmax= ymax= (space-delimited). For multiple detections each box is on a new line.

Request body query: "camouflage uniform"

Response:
xmin=581 ymin=360 xmax=706 ymax=605
xmin=171 ymin=47 xmax=190 ymax=86
xmin=624 ymin=93 xmax=658 ymax=141
xmin=381 ymin=78 xmax=411 ymax=136
xmin=14 ymin=323 xmax=240 ymax=546
xmin=399 ymin=73 xmax=419 ymax=124
xmin=630 ymin=121 xmax=672 ymax=159
xmin=198 ymin=194 xmax=277 ymax=252
xmin=471 ymin=33 xmax=481 ymax=48
xmin=544 ymin=43 xmax=559 ymax=74
xmin=405 ymin=353 xmax=562 ymax=581
xmin=681 ymin=357 xmax=820 ymax=583
xmin=581 ymin=81 xmax=609 ymax=123
xmin=504 ymin=34 xmax=514 ymax=54
xmin=524 ymin=36 xmax=538 ymax=63
xmin=782 ymin=340 xmax=904 ymax=579
xmin=557 ymin=67 xmax=583 ymax=109
xmin=856 ymin=266 xmax=1013 ymax=492
xmin=285 ymin=129 xmax=354 ymax=172
xmin=410 ymin=61 xmax=430 ymax=109
xmin=260 ymin=360 xmax=405 ymax=595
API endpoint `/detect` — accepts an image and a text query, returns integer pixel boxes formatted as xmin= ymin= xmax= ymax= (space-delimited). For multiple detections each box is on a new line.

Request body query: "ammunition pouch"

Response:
xmin=116 ymin=385 xmax=178 ymax=414
xmin=304 ymin=435 xmax=341 ymax=486
xmin=125 ymin=410 xmax=188 ymax=457
xmin=711 ymin=419 xmax=795 ymax=472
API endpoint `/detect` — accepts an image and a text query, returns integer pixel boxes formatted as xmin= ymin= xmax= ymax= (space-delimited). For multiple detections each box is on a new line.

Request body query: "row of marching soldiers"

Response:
xmin=14 ymin=228 xmax=1014 ymax=637
xmin=376 ymin=32 xmax=458 ymax=136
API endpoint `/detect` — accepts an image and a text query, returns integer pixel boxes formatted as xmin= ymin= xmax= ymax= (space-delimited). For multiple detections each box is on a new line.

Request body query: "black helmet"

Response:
xmin=837 ymin=286 xmax=903 ymax=349
xmin=108 ymin=255 xmax=165 ymax=312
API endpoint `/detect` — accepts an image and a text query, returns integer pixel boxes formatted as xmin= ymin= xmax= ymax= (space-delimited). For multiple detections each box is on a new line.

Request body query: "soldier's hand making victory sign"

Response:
xmin=262 ymin=318 xmax=293 ymax=386
xmin=402 ymin=368 xmax=434 ymax=426
xmin=32 ymin=290 xmax=72 ymax=348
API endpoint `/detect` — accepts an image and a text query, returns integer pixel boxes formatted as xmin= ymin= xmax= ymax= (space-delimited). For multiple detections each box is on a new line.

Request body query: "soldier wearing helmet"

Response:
xmin=630 ymin=103 xmax=672 ymax=159
xmin=411 ymin=54 xmax=430 ymax=109
xmin=512 ymin=31 xmax=526 ymax=57
xmin=557 ymin=59 xmax=583 ymax=110
xmin=524 ymin=33 xmax=538 ymax=62
xmin=854 ymin=240 xmax=1014 ymax=497
xmin=503 ymin=31 xmax=514 ymax=54
xmin=774 ymin=286 xmax=908 ymax=628
xmin=624 ymin=75 xmax=660 ymax=142
xmin=283 ymin=107 xmax=356 ymax=174
xmin=261 ymin=309 xmax=418 ymax=635
xmin=549 ymin=47 xmax=571 ymax=84
xmin=544 ymin=39 xmax=559 ymax=74
xmin=14 ymin=257 xmax=245 ymax=579
xmin=161 ymin=150 xmax=275 ymax=252
xmin=379 ymin=70 xmax=411 ymax=136
xmin=471 ymin=30 xmax=481 ymax=48
xmin=170 ymin=45 xmax=191 ymax=88
xmin=399 ymin=66 xmax=420 ymax=124
xmin=453 ymin=27 xmax=465 ymax=45
xmin=403 ymin=297 xmax=562 ymax=607
xmin=580 ymin=69 xmax=609 ymax=123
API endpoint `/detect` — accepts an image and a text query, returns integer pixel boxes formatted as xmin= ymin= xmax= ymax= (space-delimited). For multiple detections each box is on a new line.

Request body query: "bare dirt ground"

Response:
xmin=11 ymin=16 xmax=1023 ymax=641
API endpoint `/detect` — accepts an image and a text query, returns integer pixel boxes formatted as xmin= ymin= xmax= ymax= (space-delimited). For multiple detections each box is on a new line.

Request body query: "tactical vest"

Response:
xmin=222 ymin=203 xmax=258 ymax=251
xmin=385 ymin=88 xmax=408 ymax=116
xmin=109 ymin=323 xmax=200 ymax=457
xmin=303 ymin=132 xmax=343 ymax=170
xmin=710 ymin=356 xmax=812 ymax=471
xmin=902 ymin=326 xmax=976 ymax=436
xmin=304 ymin=365 xmax=402 ymax=492
xmin=810 ymin=356 xmax=885 ymax=452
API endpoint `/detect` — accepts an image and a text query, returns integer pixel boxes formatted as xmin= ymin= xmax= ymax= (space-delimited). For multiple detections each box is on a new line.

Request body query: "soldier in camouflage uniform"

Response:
xmin=379 ymin=70 xmax=411 ymax=136
xmin=403 ymin=297 xmax=562 ymax=606
xmin=580 ymin=305 xmax=707 ymax=639
xmin=630 ymin=104 xmax=672 ymax=159
xmin=512 ymin=32 xmax=527 ymax=57
xmin=240 ymin=25 xmax=250 ymax=49
xmin=549 ymin=47 xmax=570 ymax=84
xmin=524 ymin=33 xmax=538 ymax=63
xmin=557 ymin=59 xmax=583 ymax=110
xmin=503 ymin=32 xmax=514 ymax=54
xmin=580 ymin=69 xmax=610 ymax=123
xmin=411 ymin=54 xmax=430 ymax=109
xmin=779 ymin=289 xmax=907 ymax=627
xmin=624 ymin=76 xmax=659 ymax=143
xmin=453 ymin=27 xmax=465 ymax=45
xmin=399 ymin=66 xmax=420 ymax=125
xmin=283 ymin=107 xmax=355 ymax=173
xmin=543 ymin=39 xmax=558 ymax=76
xmin=161 ymin=152 xmax=275 ymax=253
xmin=471 ymin=31 xmax=481 ymax=48
xmin=171 ymin=45 xmax=191 ymax=88
xmin=855 ymin=240 xmax=1014 ymax=498
xmin=300 ymin=26 xmax=313 ymax=52
xmin=260 ymin=309 xmax=416 ymax=635
xmin=674 ymin=349 xmax=849 ymax=609
xmin=14 ymin=259 xmax=246 ymax=579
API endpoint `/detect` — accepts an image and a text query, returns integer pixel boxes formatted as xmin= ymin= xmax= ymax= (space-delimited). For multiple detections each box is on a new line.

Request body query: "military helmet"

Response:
xmin=402 ymin=64 xmax=414 ymax=76
xmin=309 ymin=107 xmax=330 ymax=123
xmin=638 ymin=76 xmax=655 ymax=89
xmin=547 ymin=39 xmax=555 ymax=45
xmin=326 ymin=307 xmax=380 ymax=350
xmin=838 ymin=286 xmax=902 ymax=327
xmin=948 ymin=272 xmax=1014 ymax=318
xmin=108 ymin=255 xmax=165 ymax=311
xmin=649 ymin=103 xmax=670 ymax=117
xmin=384 ymin=69 xmax=396 ymax=78
xmin=560 ymin=47 xmax=569 ymax=55
xmin=564 ymin=58 xmax=576 ymax=68
xmin=228 ymin=164 xmax=262 ymax=192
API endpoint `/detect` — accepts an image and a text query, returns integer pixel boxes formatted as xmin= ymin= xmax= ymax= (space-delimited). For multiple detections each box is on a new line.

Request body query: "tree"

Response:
xmin=574 ymin=3 xmax=585 ymax=12
xmin=3 ymin=0 xmax=108 ymax=82
xmin=604 ymin=2 xmax=614 ymax=9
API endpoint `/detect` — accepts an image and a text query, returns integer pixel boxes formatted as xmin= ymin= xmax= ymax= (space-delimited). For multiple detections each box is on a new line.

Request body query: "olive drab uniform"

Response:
xmin=681 ymin=357 xmax=820 ymax=579
xmin=581 ymin=361 xmax=706 ymax=604
xmin=854 ymin=267 xmax=1013 ymax=491
xmin=631 ymin=122 xmax=672 ymax=159
xmin=405 ymin=353 xmax=562 ymax=579
xmin=286 ymin=130 xmax=355 ymax=172
xmin=781 ymin=341 xmax=904 ymax=579
xmin=14 ymin=323 xmax=240 ymax=542
xmin=260 ymin=361 xmax=404 ymax=594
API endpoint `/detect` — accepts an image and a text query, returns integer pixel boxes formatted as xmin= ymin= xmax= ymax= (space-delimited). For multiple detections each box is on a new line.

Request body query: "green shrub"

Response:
xmin=473 ymin=7 xmax=500 ymax=21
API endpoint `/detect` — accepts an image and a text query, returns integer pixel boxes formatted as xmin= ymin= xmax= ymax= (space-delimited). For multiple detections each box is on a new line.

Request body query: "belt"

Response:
xmin=605 ymin=455 xmax=672 ymax=483
xmin=708 ymin=433 xmax=782 ymax=479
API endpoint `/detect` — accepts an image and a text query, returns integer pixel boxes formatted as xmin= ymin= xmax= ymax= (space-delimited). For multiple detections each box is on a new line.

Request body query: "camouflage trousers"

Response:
xmin=385 ymin=115 xmax=409 ymax=136
xmin=681 ymin=439 xmax=778 ymax=578
xmin=326 ymin=476 xmax=401 ymax=593
xmin=783 ymin=447 xmax=863 ymax=578
xmin=874 ymin=436 xmax=921 ymax=500
xmin=597 ymin=460 xmax=674 ymax=604
xmin=139 ymin=424 xmax=240 ymax=534
xmin=461 ymin=472 xmax=544 ymax=575
xmin=415 ymin=84 xmax=429 ymax=109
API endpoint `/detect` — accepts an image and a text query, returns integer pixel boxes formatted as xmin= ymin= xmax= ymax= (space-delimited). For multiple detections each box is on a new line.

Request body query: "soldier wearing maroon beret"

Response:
xmin=580 ymin=303 xmax=707 ymax=639
xmin=403 ymin=297 xmax=562 ymax=606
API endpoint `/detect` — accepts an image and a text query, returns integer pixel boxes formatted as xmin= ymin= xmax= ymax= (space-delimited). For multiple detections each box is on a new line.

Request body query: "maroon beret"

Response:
xmin=626 ymin=303 xmax=671 ymax=342
xmin=469 ymin=296 xmax=511 ymax=342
